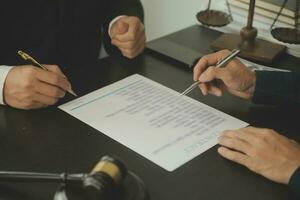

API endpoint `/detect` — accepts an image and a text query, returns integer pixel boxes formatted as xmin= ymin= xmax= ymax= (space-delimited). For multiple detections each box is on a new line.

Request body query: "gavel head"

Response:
xmin=83 ymin=156 xmax=127 ymax=200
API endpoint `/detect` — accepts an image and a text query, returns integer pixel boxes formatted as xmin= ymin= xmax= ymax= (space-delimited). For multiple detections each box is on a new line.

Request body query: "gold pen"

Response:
xmin=18 ymin=50 xmax=77 ymax=97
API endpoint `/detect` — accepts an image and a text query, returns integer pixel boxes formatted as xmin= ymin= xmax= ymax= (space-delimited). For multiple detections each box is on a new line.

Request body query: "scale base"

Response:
xmin=211 ymin=33 xmax=286 ymax=64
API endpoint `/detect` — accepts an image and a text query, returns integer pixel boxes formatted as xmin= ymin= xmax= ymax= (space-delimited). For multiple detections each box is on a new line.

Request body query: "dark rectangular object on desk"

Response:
xmin=146 ymin=38 xmax=202 ymax=68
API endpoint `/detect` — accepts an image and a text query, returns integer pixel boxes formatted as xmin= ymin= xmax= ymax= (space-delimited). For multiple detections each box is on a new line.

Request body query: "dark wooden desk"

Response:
xmin=0 ymin=25 xmax=299 ymax=200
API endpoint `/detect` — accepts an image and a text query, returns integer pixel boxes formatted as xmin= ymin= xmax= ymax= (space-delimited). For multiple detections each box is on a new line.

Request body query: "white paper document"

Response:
xmin=59 ymin=74 xmax=248 ymax=171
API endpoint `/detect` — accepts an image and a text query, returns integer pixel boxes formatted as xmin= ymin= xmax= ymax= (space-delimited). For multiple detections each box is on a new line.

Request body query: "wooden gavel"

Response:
xmin=0 ymin=156 xmax=127 ymax=200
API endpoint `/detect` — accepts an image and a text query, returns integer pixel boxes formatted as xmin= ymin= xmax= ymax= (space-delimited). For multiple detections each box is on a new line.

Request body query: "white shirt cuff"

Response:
xmin=108 ymin=15 xmax=127 ymax=38
xmin=0 ymin=66 xmax=14 ymax=105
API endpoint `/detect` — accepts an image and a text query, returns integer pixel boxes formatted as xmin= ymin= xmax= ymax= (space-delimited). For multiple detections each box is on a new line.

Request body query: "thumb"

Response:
xmin=116 ymin=21 xmax=129 ymax=35
xmin=199 ymin=66 xmax=223 ymax=83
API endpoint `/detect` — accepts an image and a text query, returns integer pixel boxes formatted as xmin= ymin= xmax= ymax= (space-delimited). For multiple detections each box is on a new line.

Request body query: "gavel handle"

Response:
xmin=0 ymin=171 xmax=84 ymax=183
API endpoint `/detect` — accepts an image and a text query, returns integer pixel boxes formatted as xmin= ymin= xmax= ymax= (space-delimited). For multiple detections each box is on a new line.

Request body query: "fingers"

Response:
xmin=5 ymin=94 xmax=51 ymax=110
xmin=218 ymin=146 xmax=251 ymax=167
xmin=33 ymin=93 xmax=59 ymax=106
xmin=18 ymin=81 xmax=62 ymax=108
xmin=239 ymin=127 xmax=279 ymax=143
xmin=199 ymin=66 xmax=228 ymax=83
xmin=198 ymin=75 xmax=224 ymax=97
xmin=111 ymin=25 xmax=144 ymax=49
xmin=218 ymin=127 xmax=272 ymax=156
xmin=226 ymin=88 xmax=253 ymax=100
xmin=194 ymin=64 xmax=228 ymax=97
xmin=112 ymin=17 xmax=142 ymax=42
xmin=5 ymin=98 xmax=46 ymax=110
xmin=193 ymin=50 xmax=231 ymax=81
xmin=206 ymin=83 xmax=223 ymax=96
xmin=224 ymin=128 xmax=258 ymax=142
xmin=35 ymin=68 xmax=71 ymax=92
xmin=198 ymin=83 xmax=208 ymax=95
xmin=116 ymin=20 xmax=129 ymax=35
xmin=198 ymin=83 xmax=222 ymax=96
xmin=110 ymin=16 xmax=145 ymax=59
xmin=118 ymin=31 xmax=146 ymax=58
xmin=242 ymin=126 xmax=272 ymax=136
xmin=35 ymin=81 xmax=65 ymax=98
xmin=123 ymin=40 xmax=145 ymax=58
xmin=219 ymin=130 xmax=253 ymax=154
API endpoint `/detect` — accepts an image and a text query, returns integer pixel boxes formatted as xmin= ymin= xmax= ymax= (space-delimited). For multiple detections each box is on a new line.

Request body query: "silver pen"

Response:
xmin=180 ymin=49 xmax=241 ymax=96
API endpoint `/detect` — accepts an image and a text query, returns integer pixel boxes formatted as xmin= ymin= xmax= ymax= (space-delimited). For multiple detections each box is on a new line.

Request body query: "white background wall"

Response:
xmin=140 ymin=0 xmax=224 ymax=41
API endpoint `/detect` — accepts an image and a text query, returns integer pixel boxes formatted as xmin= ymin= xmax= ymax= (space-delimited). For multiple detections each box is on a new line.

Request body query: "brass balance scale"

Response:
xmin=197 ymin=0 xmax=300 ymax=64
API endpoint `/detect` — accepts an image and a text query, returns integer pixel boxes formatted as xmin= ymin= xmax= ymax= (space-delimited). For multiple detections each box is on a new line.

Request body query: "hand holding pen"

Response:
xmin=190 ymin=49 xmax=257 ymax=100
xmin=3 ymin=51 xmax=76 ymax=110
xmin=18 ymin=51 xmax=77 ymax=96
xmin=181 ymin=49 xmax=240 ymax=96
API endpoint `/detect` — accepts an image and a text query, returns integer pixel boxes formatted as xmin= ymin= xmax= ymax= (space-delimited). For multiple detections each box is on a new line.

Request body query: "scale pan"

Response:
xmin=196 ymin=10 xmax=232 ymax=27
xmin=271 ymin=28 xmax=300 ymax=44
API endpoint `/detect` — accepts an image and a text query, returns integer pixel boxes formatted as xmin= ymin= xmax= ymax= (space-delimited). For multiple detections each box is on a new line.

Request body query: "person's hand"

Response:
xmin=4 ymin=65 xmax=71 ymax=110
xmin=193 ymin=50 xmax=256 ymax=99
xmin=110 ymin=16 xmax=146 ymax=59
xmin=218 ymin=126 xmax=300 ymax=184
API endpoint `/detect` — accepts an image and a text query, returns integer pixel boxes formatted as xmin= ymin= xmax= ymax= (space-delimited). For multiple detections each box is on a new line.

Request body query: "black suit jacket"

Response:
xmin=253 ymin=71 xmax=300 ymax=105
xmin=253 ymin=71 xmax=300 ymax=199
xmin=0 ymin=0 xmax=144 ymax=68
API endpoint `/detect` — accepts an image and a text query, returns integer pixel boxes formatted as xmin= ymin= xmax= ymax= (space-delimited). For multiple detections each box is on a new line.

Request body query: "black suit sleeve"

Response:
xmin=252 ymin=71 xmax=300 ymax=105
xmin=253 ymin=71 xmax=300 ymax=198
xmin=102 ymin=0 xmax=144 ymax=59
xmin=289 ymin=167 xmax=300 ymax=199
